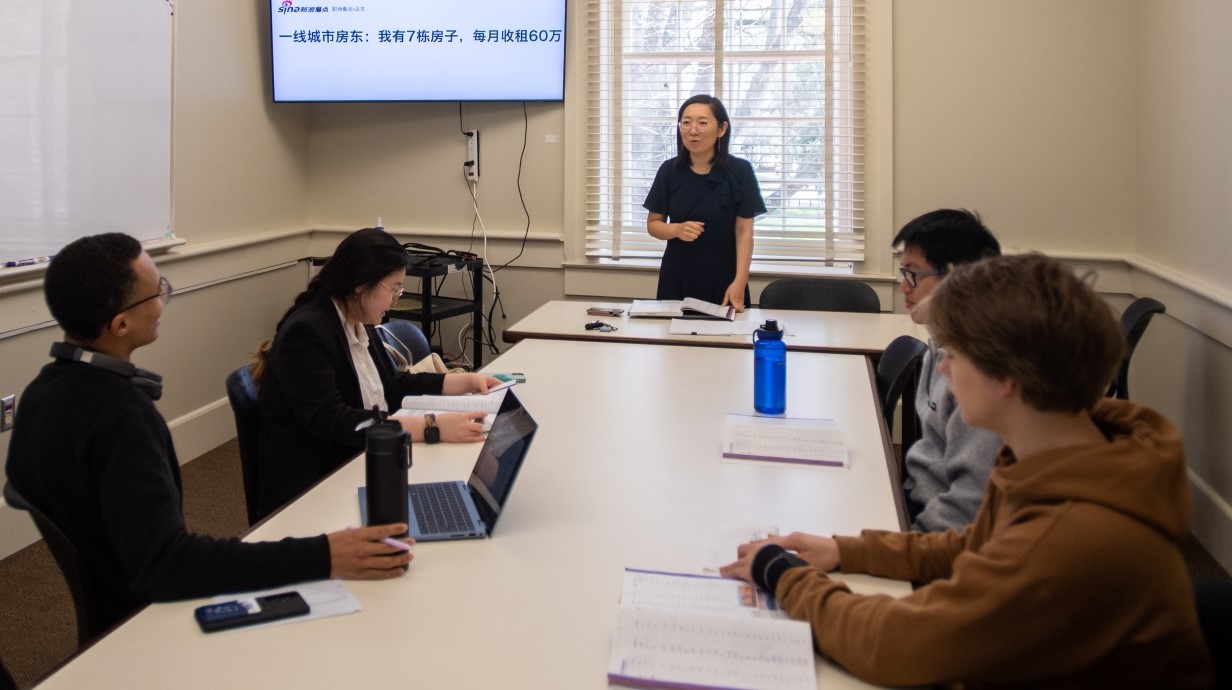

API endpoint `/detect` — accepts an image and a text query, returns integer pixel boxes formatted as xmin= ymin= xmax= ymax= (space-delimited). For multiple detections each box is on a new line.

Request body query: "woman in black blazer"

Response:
xmin=255 ymin=228 xmax=496 ymax=517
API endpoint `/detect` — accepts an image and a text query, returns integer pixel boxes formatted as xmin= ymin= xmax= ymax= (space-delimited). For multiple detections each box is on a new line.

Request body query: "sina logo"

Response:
xmin=281 ymin=0 xmax=293 ymax=6
xmin=278 ymin=0 xmax=297 ymax=12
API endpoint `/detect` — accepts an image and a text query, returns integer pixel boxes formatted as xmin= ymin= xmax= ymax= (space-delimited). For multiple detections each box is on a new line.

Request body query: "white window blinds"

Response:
xmin=582 ymin=0 xmax=866 ymax=265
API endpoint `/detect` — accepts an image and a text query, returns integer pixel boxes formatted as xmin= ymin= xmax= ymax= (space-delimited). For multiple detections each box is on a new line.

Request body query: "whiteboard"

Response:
xmin=0 ymin=0 xmax=172 ymax=265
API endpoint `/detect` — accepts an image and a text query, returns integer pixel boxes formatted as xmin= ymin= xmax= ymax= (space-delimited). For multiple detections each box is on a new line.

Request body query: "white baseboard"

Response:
xmin=0 ymin=397 xmax=237 ymax=560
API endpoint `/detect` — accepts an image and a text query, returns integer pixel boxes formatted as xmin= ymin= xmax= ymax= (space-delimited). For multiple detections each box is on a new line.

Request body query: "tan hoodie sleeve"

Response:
xmin=776 ymin=504 xmax=1170 ymax=687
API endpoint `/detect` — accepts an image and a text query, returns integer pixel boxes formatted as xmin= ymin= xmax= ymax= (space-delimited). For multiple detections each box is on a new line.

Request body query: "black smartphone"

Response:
xmin=194 ymin=591 xmax=310 ymax=633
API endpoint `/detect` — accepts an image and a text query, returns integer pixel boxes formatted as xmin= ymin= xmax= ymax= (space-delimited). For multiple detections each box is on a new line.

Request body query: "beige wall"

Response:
xmin=1135 ymin=0 xmax=1232 ymax=292
xmin=892 ymin=0 xmax=1137 ymax=254
xmin=3 ymin=1 xmax=1232 ymax=570
xmin=1130 ymin=0 xmax=1232 ymax=567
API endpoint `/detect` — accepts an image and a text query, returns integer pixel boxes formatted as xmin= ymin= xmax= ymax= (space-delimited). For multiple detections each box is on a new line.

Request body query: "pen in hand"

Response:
xmin=382 ymin=537 xmax=415 ymax=553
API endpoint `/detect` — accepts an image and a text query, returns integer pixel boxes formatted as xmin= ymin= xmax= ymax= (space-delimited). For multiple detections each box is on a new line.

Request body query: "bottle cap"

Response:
xmin=761 ymin=319 xmax=781 ymax=332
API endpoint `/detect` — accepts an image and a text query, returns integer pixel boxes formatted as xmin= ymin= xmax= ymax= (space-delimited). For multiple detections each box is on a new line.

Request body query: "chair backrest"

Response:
xmin=759 ymin=278 xmax=881 ymax=313
xmin=225 ymin=365 xmax=263 ymax=526
xmin=3 ymin=481 xmax=107 ymax=647
xmin=1110 ymin=297 xmax=1166 ymax=400
xmin=875 ymin=336 xmax=928 ymax=436
xmin=377 ymin=320 xmax=432 ymax=370
xmin=1193 ymin=578 xmax=1232 ymax=689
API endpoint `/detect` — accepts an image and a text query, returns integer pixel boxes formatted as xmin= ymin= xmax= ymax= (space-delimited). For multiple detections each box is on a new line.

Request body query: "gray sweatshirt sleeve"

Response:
xmin=904 ymin=345 xmax=1003 ymax=532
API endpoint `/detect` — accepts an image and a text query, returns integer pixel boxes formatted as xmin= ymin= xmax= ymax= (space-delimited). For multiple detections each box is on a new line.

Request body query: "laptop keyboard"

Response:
xmin=410 ymin=482 xmax=478 ymax=535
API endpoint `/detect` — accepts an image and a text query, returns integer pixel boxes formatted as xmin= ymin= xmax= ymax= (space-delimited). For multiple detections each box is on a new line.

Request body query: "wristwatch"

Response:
xmin=423 ymin=413 xmax=441 ymax=444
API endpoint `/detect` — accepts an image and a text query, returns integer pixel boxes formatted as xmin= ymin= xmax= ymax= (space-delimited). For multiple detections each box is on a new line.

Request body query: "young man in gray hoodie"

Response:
xmin=894 ymin=209 xmax=1002 ymax=531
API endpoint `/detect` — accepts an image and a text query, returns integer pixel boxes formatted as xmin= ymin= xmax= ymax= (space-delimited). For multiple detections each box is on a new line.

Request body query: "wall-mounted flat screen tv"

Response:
xmin=269 ymin=0 xmax=566 ymax=102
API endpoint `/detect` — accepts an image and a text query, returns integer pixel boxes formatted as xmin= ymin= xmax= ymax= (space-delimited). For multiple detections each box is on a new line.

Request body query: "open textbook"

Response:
xmin=607 ymin=569 xmax=816 ymax=690
xmin=628 ymin=297 xmax=734 ymax=320
xmin=397 ymin=381 xmax=513 ymax=416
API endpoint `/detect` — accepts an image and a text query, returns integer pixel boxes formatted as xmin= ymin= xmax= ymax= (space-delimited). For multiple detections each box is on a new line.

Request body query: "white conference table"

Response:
xmin=503 ymin=300 xmax=927 ymax=356
xmin=35 ymin=340 xmax=910 ymax=690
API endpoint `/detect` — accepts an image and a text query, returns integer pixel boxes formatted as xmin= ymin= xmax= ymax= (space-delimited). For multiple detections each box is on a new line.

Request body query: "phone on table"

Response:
xmin=194 ymin=591 xmax=310 ymax=633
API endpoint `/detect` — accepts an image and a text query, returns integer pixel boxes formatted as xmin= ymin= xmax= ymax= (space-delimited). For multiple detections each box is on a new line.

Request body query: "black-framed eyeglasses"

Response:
xmin=898 ymin=266 xmax=946 ymax=288
xmin=114 ymin=277 xmax=172 ymax=318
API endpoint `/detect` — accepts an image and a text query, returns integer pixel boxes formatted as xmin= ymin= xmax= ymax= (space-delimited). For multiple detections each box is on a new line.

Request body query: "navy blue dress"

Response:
xmin=643 ymin=156 xmax=767 ymax=305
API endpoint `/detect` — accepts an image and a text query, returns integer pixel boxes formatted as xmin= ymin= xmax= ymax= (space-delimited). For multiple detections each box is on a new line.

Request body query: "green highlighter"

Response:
xmin=491 ymin=373 xmax=527 ymax=384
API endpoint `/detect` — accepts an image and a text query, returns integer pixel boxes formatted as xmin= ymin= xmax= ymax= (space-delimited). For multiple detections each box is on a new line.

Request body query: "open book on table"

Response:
xmin=628 ymin=297 xmax=734 ymax=321
xmin=396 ymin=381 xmax=513 ymax=416
xmin=608 ymin=568 xmax=816 ymax=690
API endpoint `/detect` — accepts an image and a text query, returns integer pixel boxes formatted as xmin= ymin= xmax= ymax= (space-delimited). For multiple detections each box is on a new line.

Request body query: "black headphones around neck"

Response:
xmin=49 ymin=342 xmax=164 ymax=400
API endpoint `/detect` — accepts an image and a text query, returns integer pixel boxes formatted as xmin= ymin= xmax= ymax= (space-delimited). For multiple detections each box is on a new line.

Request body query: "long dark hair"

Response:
xmin=253 ymin=228 xmax=407 ymax=388
xmin=276 ymin=227 xmax=408 ymax=332
xmin=674 ymin=94 xmax=732 ymax=169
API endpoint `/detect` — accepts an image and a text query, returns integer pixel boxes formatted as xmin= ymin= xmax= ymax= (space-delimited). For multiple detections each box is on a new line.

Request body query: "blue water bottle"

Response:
xmin=753 ymin=319 xmax=786 ymax=415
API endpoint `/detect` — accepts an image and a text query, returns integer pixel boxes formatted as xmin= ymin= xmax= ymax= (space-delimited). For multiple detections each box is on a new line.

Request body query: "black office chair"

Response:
xmin=225 ymin=365 xmax=264 ymax=526
xmin=3 ymin=481 xmax=107 ymax=647
xmin=1108 ymin=297 xmax=1166 ymax=400
xmin=1193 ymin=578 xmax=1232 ymax=689
xmin=378 ymin=319 xmax=432 ymax=369
xmin=875 ymin=336 xmax=928 ymax=480
xmin=759 ymin=278 xmax=881 ymax=313
xmin=876 ymin=336 xmax=928 ymax=433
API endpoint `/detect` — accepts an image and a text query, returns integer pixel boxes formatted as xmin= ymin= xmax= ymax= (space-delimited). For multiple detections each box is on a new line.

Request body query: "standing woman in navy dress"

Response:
xmin=644 ymin=95 xmax=767 ymax=311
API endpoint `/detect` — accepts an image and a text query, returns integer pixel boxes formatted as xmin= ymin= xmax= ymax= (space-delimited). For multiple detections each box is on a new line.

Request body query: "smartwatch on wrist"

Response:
xmin=423 ymin=413 xmax=441 ymax=444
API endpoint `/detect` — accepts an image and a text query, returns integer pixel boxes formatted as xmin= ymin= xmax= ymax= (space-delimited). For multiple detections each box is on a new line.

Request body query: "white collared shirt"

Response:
xmin=333 ymin=299 xmax=387 ymax=413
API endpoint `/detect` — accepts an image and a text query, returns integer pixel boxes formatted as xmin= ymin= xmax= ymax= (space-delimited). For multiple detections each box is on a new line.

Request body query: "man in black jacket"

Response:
xmin=5 ymin=233 xmax=412 ymax=633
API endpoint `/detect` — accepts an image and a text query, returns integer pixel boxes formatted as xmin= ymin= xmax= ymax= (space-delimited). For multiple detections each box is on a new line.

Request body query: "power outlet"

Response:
xmin=465 ymin=129 xmax=479 ymax=182
xmin=1 ymin=395 xmax=14 ymax=432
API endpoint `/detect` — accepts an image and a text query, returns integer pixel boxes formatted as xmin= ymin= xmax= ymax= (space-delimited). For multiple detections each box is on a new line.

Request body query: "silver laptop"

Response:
xmin=360 ymin=390 xmax=538 ymax=541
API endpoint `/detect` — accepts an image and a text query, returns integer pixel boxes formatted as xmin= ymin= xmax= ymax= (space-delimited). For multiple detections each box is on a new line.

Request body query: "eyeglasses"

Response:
xmin=114 ymin=277 xmax=172 ymax=318
xmin=678 ymin=119 xmax=714 ymax=132
xmin=380 ymin=280 xmax=405 ymax=299
xmin=898 ymin=266 xmax=946 ymax=288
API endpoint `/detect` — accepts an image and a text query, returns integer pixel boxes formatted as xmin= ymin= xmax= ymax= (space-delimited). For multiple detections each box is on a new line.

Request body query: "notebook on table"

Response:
xmin=359 ymin=390 xmax=539 ymax=541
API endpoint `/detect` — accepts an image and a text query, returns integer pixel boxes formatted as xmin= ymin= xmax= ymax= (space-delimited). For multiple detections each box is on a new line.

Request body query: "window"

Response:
xmin=582 ymin=0 xmax=867 ymax=266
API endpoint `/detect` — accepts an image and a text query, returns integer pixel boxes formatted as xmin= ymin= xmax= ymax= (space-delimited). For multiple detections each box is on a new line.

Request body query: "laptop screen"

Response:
xmin=468 ymin=391 xmax=538 ymax=532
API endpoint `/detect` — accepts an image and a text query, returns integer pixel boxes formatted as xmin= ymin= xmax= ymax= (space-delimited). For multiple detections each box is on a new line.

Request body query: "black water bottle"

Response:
xmin=364 ymin=418 xmax=411 ymax=541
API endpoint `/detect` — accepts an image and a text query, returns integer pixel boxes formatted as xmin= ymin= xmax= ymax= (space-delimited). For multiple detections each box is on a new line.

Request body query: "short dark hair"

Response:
xmin=44 ymin=233 xmax=143 ymax=343
xmin=275 ymin=227 xmax=408 ymax=332
xmin=674 ymin=94 xmax=732 ymax=169
xmin=892 ymin=209 xmax=1001 ymax=270
xmin=925 ymin=253 xmax=1125 ymax=414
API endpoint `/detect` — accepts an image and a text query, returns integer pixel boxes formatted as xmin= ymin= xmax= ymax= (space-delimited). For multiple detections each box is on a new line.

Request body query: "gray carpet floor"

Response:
xmin=0 ymin=440 xmax=1228 ymax=688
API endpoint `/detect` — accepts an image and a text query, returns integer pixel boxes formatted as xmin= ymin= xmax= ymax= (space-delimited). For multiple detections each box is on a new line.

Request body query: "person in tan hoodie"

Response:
xmin=722 ymin=253 xmax=1212 ymax=689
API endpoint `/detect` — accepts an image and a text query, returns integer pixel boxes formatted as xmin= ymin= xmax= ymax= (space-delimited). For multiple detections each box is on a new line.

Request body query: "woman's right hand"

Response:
xmin=436 ymin=411 xmax=487 ymax=443
xmin=675 ymin=220 xmax=705 ymax=242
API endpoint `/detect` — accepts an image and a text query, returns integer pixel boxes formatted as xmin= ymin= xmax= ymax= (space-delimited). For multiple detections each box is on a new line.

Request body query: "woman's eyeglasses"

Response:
xmin=380 ymin=280 xmax=405 ymax=299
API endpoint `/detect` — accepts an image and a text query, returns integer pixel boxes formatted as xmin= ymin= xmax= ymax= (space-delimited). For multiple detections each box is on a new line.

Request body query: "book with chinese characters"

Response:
xmin=628 ymin=297 xmax=734 ymax=321
xmin=607 ymin=569 xmax=816 ymax=690
xmin=722 ymin=413 xmax=849 ymax=468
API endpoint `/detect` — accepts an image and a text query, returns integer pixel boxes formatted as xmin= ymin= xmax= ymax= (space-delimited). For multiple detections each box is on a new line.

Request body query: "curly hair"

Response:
xmin=44 ymin=233 xmax=143 ymax=343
